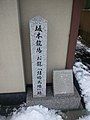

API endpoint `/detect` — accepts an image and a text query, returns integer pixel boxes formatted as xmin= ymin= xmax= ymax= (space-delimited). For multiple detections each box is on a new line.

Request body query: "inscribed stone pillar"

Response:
xmin=29 ymin=16 xmax=47 ymax=97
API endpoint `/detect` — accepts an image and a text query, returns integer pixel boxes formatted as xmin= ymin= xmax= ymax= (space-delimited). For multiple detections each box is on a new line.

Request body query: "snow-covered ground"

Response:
xmin=73 ymin=39 xmax=90 ymax=120
xmin=73 ymin=62 xmax=90 ymax=111
xmin=78 ymin=115 xmax=90 ymax=120
xmin=73 ymin=39 xmax=90 ymax=111
xmin=0 ymin=105 xmax=63 ymax=120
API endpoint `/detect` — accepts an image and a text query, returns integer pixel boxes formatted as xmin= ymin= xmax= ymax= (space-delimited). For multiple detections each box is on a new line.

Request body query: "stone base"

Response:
xmin=0 ymin=92 xmax=26 ymax=105
xmin=53 ymin=70 xmax=74 ymax=96
xmin=26 ymin=85 xmax=81 ymax=110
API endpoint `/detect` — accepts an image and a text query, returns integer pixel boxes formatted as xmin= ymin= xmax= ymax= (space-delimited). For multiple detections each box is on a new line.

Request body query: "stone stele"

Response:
xmin=53 ymin=70 xmax=74 ymax=96
xmin=29 ymin=16 xmax=47 ymax=97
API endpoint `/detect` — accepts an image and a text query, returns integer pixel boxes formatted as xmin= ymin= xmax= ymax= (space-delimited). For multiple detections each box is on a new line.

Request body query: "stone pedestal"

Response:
xmin=53 ymin=70 xmax=74 ymax=96
xmin=26 ymin=85 xmax=81 ymax=110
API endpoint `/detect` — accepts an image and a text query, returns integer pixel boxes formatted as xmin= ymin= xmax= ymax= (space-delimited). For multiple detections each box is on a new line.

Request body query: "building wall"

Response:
xmin=19 ymin=0 xmax=73 ymax=84
xmin=0 ymin=0 xmax=25 ymax=93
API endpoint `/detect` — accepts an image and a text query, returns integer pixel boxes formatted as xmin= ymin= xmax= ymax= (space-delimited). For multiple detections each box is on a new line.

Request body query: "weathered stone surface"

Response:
xmin=26 ymin=85 xmax=81 ymax=110
xmin=65 ymin=110 xmax=89 ymax=120
xmin=53 ymin=70 xmax=74 ymax=96
xmin=29 ymin=16 xmax=47 ymax=97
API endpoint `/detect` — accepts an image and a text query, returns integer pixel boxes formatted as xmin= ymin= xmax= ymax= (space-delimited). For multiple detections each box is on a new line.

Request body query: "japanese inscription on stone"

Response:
xmin=29 ymin=16 xmax=47 ymax=97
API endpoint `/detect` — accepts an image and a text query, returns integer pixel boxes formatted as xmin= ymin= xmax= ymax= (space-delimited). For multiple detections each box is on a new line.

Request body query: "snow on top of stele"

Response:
xmin=0 ymin=105 xmax=63 ymax=120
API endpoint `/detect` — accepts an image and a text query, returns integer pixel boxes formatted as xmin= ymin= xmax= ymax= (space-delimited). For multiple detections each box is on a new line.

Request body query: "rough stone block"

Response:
xmin=53 ymin=70 xmax=74 ymax=96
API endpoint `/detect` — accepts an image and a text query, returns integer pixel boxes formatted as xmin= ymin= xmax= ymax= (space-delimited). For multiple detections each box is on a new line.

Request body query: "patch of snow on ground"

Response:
xmin=0 ymin=116 xmax=6 ymax=120
xmin=76 ymin=40 xmax=85 ymax=50
xmin=8 ymin=105 xmax=63 ymax=120
xmin=73 ymin=61 xmax=90 ymax=111
xmin=78 ymin=115 xmax=90 ymax=120
xmin=73 ymin=38 xmax=90 ymax=111
xmin=76 ymin=36 xmax=90 ymax=52
xmin=87 ymin=48 xmax=90 ymax=53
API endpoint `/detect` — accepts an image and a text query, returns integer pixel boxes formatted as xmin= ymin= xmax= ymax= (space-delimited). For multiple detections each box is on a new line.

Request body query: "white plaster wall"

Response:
xmin=0 ymin=0 xmax=25 ymax=93
xmin=19 ymin=0 xmax=73 ymax=84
